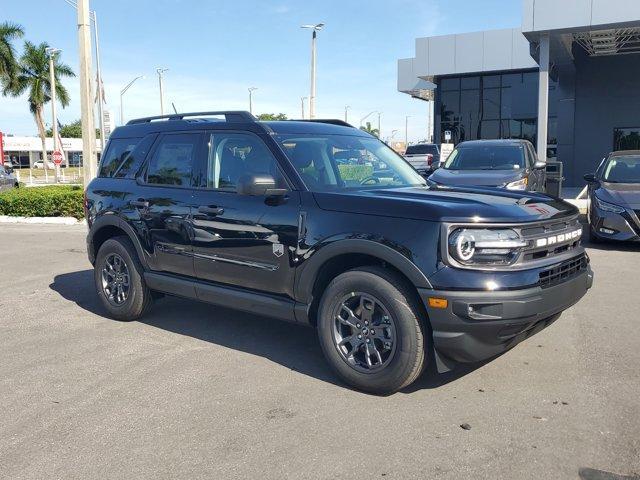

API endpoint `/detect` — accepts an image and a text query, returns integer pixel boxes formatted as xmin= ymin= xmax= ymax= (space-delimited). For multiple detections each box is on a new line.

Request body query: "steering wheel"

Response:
xmin=360 ymin=176 xmax=380 ymax=185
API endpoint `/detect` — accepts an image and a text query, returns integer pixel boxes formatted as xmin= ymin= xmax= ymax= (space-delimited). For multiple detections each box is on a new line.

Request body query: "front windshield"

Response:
xmin=603 ymin=155 xmax=640 ymax=183
xmin=443 ymin=145 xmax=525 ymax=171
xmin=276 ymin=134 xmax=426 ymax=192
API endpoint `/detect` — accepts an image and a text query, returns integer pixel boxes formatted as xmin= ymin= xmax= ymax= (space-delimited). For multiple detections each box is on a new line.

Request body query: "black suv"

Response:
xmin=85 ymin=111 xmax=593 ymax=394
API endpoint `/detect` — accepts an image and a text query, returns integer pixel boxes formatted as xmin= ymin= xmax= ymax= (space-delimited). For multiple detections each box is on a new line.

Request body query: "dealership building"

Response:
xmin=398 ymin=0 xmax=640 ymax=186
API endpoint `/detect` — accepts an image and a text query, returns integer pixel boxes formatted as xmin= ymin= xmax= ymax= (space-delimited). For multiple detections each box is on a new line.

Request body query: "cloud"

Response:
xmin=273 ymin=5 xmax=290 ymax=14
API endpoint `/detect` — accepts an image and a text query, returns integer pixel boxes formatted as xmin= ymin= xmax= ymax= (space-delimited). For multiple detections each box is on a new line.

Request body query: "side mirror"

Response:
xmin=534 ymin=161 xmax=546 ymax=169
xmin=583 ymin=173 xmax=596 ymax=183
xmin=237 ymin=174 xmax=287 ymax=196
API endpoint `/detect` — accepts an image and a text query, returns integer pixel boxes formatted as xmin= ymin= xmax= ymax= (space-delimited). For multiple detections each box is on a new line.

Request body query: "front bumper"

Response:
xmin=419 ymin=266 xmax=593 ymax=369
xmin=590 ymin=206 xmax=640 ymax=242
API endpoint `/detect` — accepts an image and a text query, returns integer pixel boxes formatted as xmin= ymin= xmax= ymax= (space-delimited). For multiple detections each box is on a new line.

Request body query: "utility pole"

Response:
xmin=301 ymin=23 xmax=324 ymax=119
xmin=248 ymin=87 xmax=257 ymax=114
xmin=46 ymin=47 xmax=61 ymax=182
xmin=301 ymin=97 xmax=307 ymax=119
xmin=344 ymin=105 xmax=350 ymax=123
xmin=77 ymin=0 xmax=96 ymax=185
xmin=157 ymin=67 xmax=169 ymax=115
xmin=377 ymin=111 xmax=382 ymax=139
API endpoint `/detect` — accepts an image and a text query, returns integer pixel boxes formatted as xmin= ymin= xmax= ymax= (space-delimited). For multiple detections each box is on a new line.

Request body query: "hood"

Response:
xmin=313 ymin=186 xmax=577 ymax=223
xmin=596 ymin=182 xmax=640 ymax=209
xmin=429 ymin=168 xmax=524 ymax=187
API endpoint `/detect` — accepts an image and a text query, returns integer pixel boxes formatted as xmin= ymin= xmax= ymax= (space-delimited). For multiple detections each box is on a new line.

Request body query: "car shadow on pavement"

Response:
xmin=50 ymin=269 xmax=482 ymax=394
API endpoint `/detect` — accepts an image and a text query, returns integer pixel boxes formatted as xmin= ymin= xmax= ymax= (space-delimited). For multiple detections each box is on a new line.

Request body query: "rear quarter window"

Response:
xmin=98 ymin=138 xmax=141 ymax=178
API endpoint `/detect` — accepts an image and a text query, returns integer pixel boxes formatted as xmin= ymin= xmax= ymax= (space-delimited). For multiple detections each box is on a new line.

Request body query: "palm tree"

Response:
xmin=5 ymin=41 xmax=75 ymax=173
xmin=360 ymin=121 xmax=380 ymax=137
xmin=0 ymin=21 xmax=24 ymax=89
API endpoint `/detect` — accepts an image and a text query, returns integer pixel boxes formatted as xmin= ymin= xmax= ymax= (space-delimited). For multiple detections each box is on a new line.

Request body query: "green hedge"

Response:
xmin=337 ymin=165 xmax=374 ymax=181
xmin=0 ymin=185 xmax=84 ymax=219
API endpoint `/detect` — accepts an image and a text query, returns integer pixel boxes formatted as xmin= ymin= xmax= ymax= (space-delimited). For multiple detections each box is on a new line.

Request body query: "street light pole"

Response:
xmin=92 ymin=11 xmax=106 ymax=151
xmin=119 ymin=75 xmax=144 ymax=125
xmin=46 ymin=47 xmax=61 ymax=182
xmin=156 ymin=67 xmax=169 ymax=115
xmin=377 ymin=111 xmax=382 ymax=138
xmin=248 ymin=87 xmax=257 ymax=114
xmin=405 ymin=115 xmax=411 ymax=149
xmin=77 ymin=0 xmax=96 ymax=185
xmin=301 ymin=97 xmax=307 ymax=119
xmin=344 ymin=105 xmax=350 ymax=123
xmin=301 ymin=23 xmax=324 ymax=119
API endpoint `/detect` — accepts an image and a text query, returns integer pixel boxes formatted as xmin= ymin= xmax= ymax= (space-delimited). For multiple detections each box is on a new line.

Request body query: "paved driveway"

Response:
xmin=0 ymin=224 xmax=638 ymax=479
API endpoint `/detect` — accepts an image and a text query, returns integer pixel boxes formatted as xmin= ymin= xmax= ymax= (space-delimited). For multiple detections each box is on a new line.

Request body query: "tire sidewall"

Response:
xmin=317 ymin=269 xmax=424 ymax=394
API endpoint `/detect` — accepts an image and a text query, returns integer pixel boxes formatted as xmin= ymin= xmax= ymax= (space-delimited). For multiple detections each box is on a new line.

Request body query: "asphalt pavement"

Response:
xmin=0 ymin=224 xmax=638 ymax=479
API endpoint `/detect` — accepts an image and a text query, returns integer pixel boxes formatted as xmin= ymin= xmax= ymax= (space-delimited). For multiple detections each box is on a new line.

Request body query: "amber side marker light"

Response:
xmin=428 ymin=297 xmax=448 ymax=309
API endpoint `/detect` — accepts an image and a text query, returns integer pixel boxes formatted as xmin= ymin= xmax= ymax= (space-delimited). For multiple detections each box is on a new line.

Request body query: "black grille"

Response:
xmin=538 ymin=254 xmax=588 ymax=289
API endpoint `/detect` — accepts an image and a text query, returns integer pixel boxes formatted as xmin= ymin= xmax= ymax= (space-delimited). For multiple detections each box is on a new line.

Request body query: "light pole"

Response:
xmin=46 ymin=47 xmax=61 ymax=181
xmin=248 ymin=87 xmax=257 ymax=114
xmin=344 ymin=105 xmax=350 ymax=123
xmin=120 ymin=75 xmax=144 ymax=125
xmin=301 ymin=23 xmax=324 ymax=119
xmin=405 ymin=115 xmax=411 ymax=149
xmin=156 ymin=68 xmax=169 ymax=115
xmin=301 ymin=96 xmax=308 ymax=119
xmin=77 ymin=0 xmax=97 ymax=184
xmin=360 ymin=110 xmax=376 ymax=127
xmin=376 ymin=111 xmax=382 ymax=138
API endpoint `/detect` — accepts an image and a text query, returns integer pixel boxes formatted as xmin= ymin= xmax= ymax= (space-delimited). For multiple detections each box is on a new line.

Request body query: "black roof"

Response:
xmin=111 ymin=110 xmax=366 ymax=139
xmin=457 ymin=139 xmax=531 ymax=148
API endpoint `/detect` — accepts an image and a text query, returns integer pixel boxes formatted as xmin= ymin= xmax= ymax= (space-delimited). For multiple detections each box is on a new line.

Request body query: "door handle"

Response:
xmin=198 ymin=205 xmax=224 ymax=216
xmin=131 ymin=199 xmax=149 ymax=208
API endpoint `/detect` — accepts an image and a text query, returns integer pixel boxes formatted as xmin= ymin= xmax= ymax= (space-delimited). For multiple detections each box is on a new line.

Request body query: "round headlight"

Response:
xmin=455 ymin=231 xmax=475 ymax=261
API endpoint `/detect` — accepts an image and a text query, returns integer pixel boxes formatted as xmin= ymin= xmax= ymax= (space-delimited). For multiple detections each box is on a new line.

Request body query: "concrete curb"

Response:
xmin=0 ymin=216 xmax=86 ymax=225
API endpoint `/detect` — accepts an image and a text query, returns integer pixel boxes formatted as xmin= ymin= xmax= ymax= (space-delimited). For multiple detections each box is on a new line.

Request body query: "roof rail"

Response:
xmin=292 ymin=119 xmax=354 ymax=128
xmin=127 ymin=110 xmax=256 ymax=125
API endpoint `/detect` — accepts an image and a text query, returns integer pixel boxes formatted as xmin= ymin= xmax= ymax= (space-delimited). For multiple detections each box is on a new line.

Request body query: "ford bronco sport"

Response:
xmin=85 ymin=111 xmax=593 ymax=394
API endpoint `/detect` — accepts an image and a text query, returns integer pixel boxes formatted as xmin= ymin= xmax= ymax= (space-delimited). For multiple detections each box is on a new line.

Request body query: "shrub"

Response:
xmin=337 ymin=165 xmax=374 ymax=181
xmin=0 ymin=185 xmax=84 ymax=219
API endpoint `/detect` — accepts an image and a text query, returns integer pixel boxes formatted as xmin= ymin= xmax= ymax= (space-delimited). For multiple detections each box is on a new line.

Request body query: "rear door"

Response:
xmin=133 ymin=131 xmax=202 ymax=277
xmin=190 ymin=130 xmax=300 ymax=298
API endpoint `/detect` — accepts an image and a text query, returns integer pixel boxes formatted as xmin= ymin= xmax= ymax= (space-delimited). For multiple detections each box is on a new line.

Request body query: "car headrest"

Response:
xmin=290 ymin=142 xmax=322 ymax=169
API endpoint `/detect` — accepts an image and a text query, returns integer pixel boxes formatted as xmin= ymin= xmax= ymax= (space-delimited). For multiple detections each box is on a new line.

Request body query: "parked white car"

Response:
xmin=33 ymin=160 xmax=56 ymax=169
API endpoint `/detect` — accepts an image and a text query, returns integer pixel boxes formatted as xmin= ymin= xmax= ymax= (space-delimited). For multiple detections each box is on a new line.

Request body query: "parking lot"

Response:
xmin=0 ymin=223 xmax=638 ymax=479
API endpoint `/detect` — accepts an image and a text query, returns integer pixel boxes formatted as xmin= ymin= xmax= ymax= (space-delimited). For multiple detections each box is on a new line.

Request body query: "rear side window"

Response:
xmin=98 ymin=138 xmax=141 ymax=177
xmin=145 ymin=133 xmax=200 ymax=187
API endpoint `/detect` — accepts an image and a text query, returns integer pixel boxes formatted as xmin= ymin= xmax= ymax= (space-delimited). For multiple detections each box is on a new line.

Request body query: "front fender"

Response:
xmin=294 ymin=237 xmax=432 ymax=305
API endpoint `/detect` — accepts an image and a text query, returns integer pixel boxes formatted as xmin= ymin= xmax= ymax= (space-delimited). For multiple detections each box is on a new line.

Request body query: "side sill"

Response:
xmin=144 ymin=272 xmax=306 ymax=325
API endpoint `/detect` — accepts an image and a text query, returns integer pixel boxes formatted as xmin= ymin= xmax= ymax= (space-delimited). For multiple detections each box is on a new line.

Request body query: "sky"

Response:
xmin=1 ymin=0 xmax=522 ymax=142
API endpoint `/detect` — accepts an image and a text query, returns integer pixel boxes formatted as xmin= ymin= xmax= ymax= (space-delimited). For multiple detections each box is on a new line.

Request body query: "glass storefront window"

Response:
xmin=482 ymin=88 xmax=501 ymax=120
xmin=440 ymin=77 xmax=460 ymax=91
xmin=614 ymin=127 xmax=640 ymax=151
xmin=461 ymin=76 xmax=479 ymax=89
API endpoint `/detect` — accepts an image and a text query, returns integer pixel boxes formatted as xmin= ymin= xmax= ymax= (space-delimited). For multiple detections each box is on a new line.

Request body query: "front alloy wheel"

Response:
xmin=332 ymin=293 xmax=397 ymax=372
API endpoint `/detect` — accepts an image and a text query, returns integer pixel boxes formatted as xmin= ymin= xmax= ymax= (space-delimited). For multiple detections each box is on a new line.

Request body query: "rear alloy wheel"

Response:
xmin=94 ymin=236 xmax=152 ymax=321
xmin=317 ymin=266 xmax=426 ymax=394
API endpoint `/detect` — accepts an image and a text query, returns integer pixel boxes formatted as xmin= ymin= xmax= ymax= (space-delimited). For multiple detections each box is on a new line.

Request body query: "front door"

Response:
xmin=134 ymin=131 xmax=201 ymax=277
xmin=190 ymin=131 xmax=300 ymax=298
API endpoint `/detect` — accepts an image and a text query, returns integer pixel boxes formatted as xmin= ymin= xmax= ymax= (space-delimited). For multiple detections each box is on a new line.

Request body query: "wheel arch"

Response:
xmin=295 ymin=239 xmax=432 ymax=326
xmin=88 ymin=215 xmax=148 ymax=269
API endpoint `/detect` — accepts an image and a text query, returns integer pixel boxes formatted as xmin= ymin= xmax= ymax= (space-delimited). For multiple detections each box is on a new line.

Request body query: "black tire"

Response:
xmin=317 ymin=266 xmax=426 ymax=395
xmin=94 ymin=236 xmax=152 ymax=321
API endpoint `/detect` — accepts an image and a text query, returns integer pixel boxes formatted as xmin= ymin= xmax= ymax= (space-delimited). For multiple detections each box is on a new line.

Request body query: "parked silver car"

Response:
xmin=0 ymin=165 xmax=18 ymax=191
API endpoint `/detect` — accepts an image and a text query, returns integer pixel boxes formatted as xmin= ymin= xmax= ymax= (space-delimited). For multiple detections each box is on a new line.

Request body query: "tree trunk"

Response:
xmin=34 ymin=107 xmax=49 ymax=176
